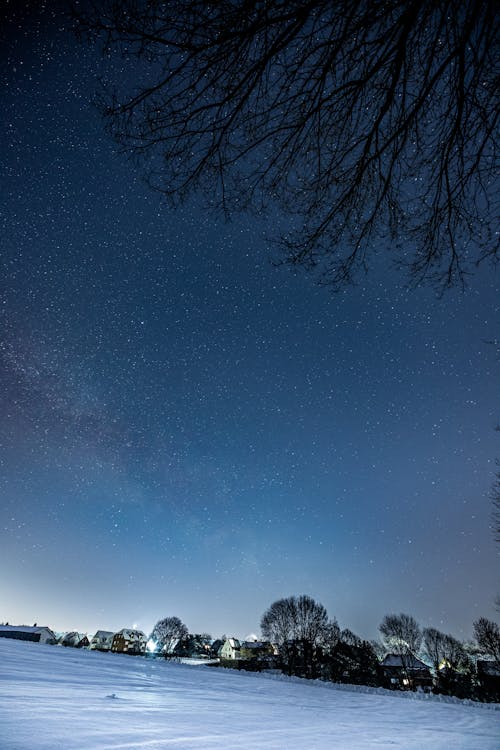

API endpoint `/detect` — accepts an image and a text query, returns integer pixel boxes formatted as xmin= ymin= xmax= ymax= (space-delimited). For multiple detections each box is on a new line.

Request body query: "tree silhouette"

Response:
xmin=422 ymin=626 xmax=472 ymax=695
xmin=150 ymin=616 xmax=188 ymax=654
xmin=75 ymin=1 xmax=498 ymax=289
xmin=379 ymin=612 xmax=422 ymax=682
xmin=261 ymin=594 xmax=328 ymax=676
xmin=473 ymin=617 xmax=500 ymax=662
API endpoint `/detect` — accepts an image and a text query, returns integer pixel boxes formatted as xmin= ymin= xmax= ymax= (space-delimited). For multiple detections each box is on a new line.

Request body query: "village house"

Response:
xmin=111 ymin=629 xmax=147 ymax=655
xmin=239 ymin=641 xmax=277 ymax=660
xmin=219 ymin=638 xmax=277 ymax=665
xmin=89 ymin=631 xmax=114 ymax=652
xmin=210 ymin=639 xmax=224 ymax=658
xmin=60 ymin=631 xmax=89 ymax=648
xmin=380 ymin=653 xmax=433 ymax=690
xmin=219 ymin=638 xmax=241 ymax=660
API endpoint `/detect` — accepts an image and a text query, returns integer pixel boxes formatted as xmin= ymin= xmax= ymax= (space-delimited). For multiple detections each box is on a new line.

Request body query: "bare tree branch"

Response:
xmin=74 ymin=0 xmax=499 ymax=289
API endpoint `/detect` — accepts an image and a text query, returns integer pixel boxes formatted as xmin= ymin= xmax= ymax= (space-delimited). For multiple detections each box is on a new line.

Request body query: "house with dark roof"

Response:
xmin=240 ymin=641 xmax=276 ymax=660
xmin=210 ymin=639 xmax=224 ymax=658
xmin=380 ymin=653 xmax=432 ymax=690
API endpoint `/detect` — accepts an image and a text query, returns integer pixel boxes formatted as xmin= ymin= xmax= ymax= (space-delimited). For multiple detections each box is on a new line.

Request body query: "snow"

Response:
xmin=0 ymin=638 xmax=498 ymax=749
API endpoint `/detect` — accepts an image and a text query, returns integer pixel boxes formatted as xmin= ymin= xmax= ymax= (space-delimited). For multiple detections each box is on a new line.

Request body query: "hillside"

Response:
xmin=0 ymin=638 xmax=498 ymax=749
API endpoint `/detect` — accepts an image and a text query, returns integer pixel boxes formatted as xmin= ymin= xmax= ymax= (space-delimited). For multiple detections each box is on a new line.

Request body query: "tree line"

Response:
xmin=149 ymin=595 xmax=500 ymax=702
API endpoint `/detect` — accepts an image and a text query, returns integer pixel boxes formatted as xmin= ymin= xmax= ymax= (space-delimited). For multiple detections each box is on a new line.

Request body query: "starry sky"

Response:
xmin=1 ymin=2 xmax=499 ymax=642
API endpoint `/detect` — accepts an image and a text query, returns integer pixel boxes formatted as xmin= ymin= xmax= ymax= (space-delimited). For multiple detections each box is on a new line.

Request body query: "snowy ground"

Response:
xmin=0 ymin=639 xmax=498 ymax=749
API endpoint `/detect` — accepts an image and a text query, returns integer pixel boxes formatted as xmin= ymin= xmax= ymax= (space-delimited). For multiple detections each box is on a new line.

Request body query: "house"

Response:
xmin=111 ymin=629 xmax=147 ymax=655
xmin=239 ymin=641 xmax=276 ymax=660
xmin=380 ymin=653 xmax=433 ymax=690
xmin=60 ymin=631 xmax=88 ymax=648
xmin=210 ymin=639 xmax=224 ymax=658
xmin=0 ymin=625 xmax=57 ymax=645
xmin=89 ymin=631 xmax=114 ymax=652
xmin=219 ymin=638 xmax=241 ymax=660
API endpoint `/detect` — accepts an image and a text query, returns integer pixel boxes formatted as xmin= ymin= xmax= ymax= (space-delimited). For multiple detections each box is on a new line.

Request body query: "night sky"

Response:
xmin=1 ymin=3 xmax=498 ymax=642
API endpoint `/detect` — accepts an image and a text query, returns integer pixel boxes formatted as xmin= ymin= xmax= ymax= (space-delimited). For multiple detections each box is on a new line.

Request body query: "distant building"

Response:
xmin=210 ymin=639 xmax=224 ymax=658
xmin=111 ymin=629 xmax=147 ymax=655
xmin=0 ymin=625 xmax=57 ymax=645
xmin=219 ymin=638 xmax=241 ymax=660
xmin=60 ymin=631 xmax=88 ymax=648
xmin=219 ymin=638 xmax=276 ymax=662
xmin=89 ymin=631 xmax=114 ymax=652
xmin=239 ymin=641 xmax=276 ymax=660
xmin=380 ymin=653 xmax=432 ymax=690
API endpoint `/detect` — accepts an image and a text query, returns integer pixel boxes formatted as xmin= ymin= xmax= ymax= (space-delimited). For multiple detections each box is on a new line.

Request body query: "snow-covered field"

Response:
xmin=0 ymin=639 xmax=498 ymax=749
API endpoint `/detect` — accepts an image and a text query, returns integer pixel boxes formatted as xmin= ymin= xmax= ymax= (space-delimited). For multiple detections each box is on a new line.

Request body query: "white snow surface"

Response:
xmin=0 ymin=638 xmax=498 ymax=749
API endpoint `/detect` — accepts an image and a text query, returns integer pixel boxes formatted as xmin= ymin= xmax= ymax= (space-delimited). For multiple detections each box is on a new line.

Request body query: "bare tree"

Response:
xmin=445 ymin=637 xmax=474 ymax=698
xmin=370 ymin=639 xmax=387 ymax=661
xmin=75 ymin=1 xmax=498 ymax=290
xmin=379 ymin=612 xmax=422 ymax=681
xmin=261 ymin=594 xmax=328 ymax=676
xmin=423 ymin=626 xmax=446 ymax=676
xmin=294 ymin=594 xmax=329 ymax=645
xmin=380 ymin=613 xmax=422 ymax=654
xmin=326 ymin=631 xmax=381 ymax=686
xmin=260 ymin=597 xmax=297 ymax=645
xmin=339 ymin=628 xmax=363 ymax=647
xmin=423 ymin=626 xmax=472 ymax=685
xmin=473 ymin=617 xmax=500 ymax=662
xmin=322 ymin=618 xmax=341 ymax=652
xmin=442 ymin=634 xmax=472 ymax=674
xmin=150 ymin=616 xmax=188 ymax=655
xmin=261 ymin=594 xmax=328 ymax=643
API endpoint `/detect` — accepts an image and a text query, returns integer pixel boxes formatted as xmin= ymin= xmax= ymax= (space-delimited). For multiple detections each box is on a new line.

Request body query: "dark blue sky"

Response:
xmin=1 ymin=3 xmax=498 ymax=641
